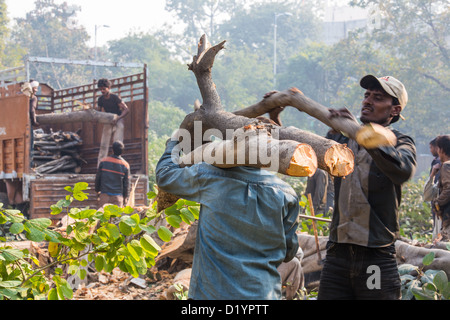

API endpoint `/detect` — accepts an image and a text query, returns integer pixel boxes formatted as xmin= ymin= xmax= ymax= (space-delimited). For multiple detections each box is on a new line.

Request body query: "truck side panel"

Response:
xmin=0 ymin=93 xmax=30 ymax=179
xmin=28 ymin=174 xmax=148 ymax=223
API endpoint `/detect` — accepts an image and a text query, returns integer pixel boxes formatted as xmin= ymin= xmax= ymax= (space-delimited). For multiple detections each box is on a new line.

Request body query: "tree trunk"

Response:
xmin=179 ymin=124 xmax=318 ymax=177
xmin=155 ymin=35 xmax=355 ymax=213
xmin=36 ymin=109 xmax=116 ymax=125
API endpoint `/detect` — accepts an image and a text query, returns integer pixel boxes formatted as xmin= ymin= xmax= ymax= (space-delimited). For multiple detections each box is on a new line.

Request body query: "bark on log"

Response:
xmin=36 ymin=109 xmax=116 ymax=125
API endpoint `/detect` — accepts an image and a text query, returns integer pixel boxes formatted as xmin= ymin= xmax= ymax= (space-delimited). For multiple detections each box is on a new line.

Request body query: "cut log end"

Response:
xmin=156 ymin=187 xmax=180 ymax=213
xmin=356 ymin=123 xmax=397 ymax=149
xmin=286 ymin=144 xmax=318 ymax=177
xmin=324 ymin=144 xmax=354 ymax=177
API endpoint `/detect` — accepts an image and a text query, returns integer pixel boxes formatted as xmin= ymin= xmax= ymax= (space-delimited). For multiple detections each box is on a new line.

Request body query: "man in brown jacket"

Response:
xmin=432 ymin=135 xmax=450 ymax=240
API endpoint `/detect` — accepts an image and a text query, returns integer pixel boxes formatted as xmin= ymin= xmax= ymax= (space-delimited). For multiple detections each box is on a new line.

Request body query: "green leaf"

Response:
xmin=423 ymin=252 xmax=435 ymax=266
xmin=433 ymin=270 xmax=448 ymax=292
xmin=69 ymin=208 xmax=97 ymax=220
xmin=140 ymin=234 xmax=161 ymax=256
xmin=50 ymin=204 xmax=63 ymax=215
xmin=95 ymin=255 xmax=105 ymax=272
xmin=398 ymin=264 xmax=419 ymax=275
xmin=166 ymin=215 xmax=182 ymax=228
xmin=105 ymin=223 xmax=120 ymax=240
xmin=188 ymin=206 xmax=200 ymax=220
xmin=139 ymin=224 xmax=156 ymax=234
xmin=79 ymin=269 xmax=87 ymax=280
xmin=60 ymin=281 xmax=73 ymax=300
xmin=48 ymin=288 xmax=58 ymax=300
xmin=180 ymin=208 xmax=195 ymax=223
xmin=127 ymin=242 xmax=141 ymax=262
xmin=9 ymin=223 xmax=24 ymax=235
xmin=157 ymin=226 xmax=173 ymax=242
xmin=165 ymin=204 xmax=180 ymax=216
xmin=119 ymin=221 xmax=132 ymax=236
xmin=0 ymin=249 xmax=24 ymax=262
xmin=0 ymin=280 xmax=21 ymax=288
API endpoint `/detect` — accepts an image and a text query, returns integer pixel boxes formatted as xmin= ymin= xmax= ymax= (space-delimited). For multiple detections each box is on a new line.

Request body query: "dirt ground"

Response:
xmin=73 ymin=268 xmax=178 ymax=300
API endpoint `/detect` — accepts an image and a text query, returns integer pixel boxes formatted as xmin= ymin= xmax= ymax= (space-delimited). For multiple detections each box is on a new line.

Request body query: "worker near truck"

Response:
xmin=95 ymin=141 xmax=131 ymax=208
xmin=96 ymin=78 xmax=130 ymax=166
xmin=318 ymin=75 xmax=417 ymax=300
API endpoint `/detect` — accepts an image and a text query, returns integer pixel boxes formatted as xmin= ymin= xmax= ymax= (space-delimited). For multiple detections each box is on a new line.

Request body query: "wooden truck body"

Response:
xmin=0 ymin=70 xmax=149 ymax=223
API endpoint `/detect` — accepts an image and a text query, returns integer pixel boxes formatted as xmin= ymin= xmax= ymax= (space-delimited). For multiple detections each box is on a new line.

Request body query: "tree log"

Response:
xmin=36 ymin=109 xmax=116 ymax=125
xmin=155 ymin=35 xmax=355 ymax=213
xmin=234 ymin=88 xmax=397 ymax=149
xmin=178 ymin=124 xmax=318 ymax=177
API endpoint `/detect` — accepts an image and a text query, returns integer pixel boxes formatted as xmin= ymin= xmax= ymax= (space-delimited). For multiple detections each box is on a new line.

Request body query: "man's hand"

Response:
xmin=264 ymin=91 xmax=278 ymax=99
xmin=431 ymin=163 xmax=441 ymax=177
xmin=328 ymin=107 xmax=357 ymax=122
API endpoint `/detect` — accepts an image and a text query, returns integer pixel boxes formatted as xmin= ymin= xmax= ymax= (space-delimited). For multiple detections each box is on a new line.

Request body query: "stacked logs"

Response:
xmin=32 ymin=129 xmax=85 ymax=174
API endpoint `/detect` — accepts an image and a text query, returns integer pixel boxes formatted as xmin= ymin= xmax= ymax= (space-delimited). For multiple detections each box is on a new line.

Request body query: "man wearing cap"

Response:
xmin=318 ymin=75 xmax=417 ymax=300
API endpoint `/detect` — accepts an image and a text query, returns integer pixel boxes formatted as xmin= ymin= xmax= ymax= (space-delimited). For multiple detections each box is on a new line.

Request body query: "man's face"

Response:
xmin=360 ymin=89 xmax=401 ymax=126
xmin=430 ymin=144 xmax=438 ymax=157
xmin=437 ymin=147 xmax=445 ymax=162
xmin=99 ymin=86 xmax=110 ymax=96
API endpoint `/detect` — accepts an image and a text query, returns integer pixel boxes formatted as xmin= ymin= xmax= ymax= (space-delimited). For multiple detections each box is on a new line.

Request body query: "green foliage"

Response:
xmin=398 ymin=177 xmax=433 ymax=242
xmin=399 ymin=252 xmax=450 ymax=300
xmin=0 ymin=182 xmax=199 ymax=300
xmin=297 ymin=194 xmax=330 ymax=237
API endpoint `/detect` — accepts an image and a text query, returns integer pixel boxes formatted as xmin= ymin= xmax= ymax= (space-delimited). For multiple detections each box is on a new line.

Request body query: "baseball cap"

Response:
xmin=30 ymin=80 xmax=40 ymax=88
xmin=360 ymin=75 xmax=408 ymax=121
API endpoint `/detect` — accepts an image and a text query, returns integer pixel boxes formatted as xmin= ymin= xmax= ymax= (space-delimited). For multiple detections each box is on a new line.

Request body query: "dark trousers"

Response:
xmin=318 ymin=242 xmax=401 ymax=300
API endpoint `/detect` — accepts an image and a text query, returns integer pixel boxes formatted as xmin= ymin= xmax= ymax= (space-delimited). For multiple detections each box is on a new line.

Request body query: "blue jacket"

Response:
xmin=156 ymin=140 xmax=300 ymax=300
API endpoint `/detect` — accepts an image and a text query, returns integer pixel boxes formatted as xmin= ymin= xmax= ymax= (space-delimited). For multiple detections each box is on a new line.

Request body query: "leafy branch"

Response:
xmin=0 ymin=182 xmax=199 ymax=300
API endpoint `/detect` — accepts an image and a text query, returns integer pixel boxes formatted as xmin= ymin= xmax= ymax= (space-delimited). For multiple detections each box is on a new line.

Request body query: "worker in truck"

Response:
xmin=95 ymin=141 xmax=131 ymax=208
xmin=96 ymin=78 xmax=130 ymax=167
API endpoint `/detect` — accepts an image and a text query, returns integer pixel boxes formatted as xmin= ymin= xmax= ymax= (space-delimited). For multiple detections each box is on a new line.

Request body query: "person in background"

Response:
xmin=432 ymin=135 xmax=450 ymax=241
xmin=96 ymin=78 xmax=129 ymax=166
xmin=95 ymin=141 xmax=130 ymax=208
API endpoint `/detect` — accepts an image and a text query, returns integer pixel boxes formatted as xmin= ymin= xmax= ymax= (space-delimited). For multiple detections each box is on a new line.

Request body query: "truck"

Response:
xmin=0 ymin=59 xmax=149 ymax=224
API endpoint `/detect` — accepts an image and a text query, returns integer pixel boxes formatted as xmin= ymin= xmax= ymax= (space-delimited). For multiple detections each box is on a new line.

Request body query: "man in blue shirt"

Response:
xmin=156 ymin=138 xmax=300 ymax=300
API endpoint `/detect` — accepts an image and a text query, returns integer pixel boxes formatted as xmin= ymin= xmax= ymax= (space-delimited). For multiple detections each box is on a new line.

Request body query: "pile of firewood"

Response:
xmin=32 ymin=129 xmax=85 ymax=174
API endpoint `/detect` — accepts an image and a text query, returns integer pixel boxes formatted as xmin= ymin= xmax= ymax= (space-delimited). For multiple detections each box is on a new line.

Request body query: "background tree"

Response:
xmin=11 ymin=0 xmax=90 ymax=88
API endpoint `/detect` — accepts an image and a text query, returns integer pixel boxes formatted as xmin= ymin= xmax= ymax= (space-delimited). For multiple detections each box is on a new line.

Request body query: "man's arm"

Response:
xmin=436 ymin=162 xmax=450 ymax=207
xmin=155 ymin=140 xmax=202 ymax=203
xmin=366 ymin=133 xmax=417 ymax=185
xmin=113 ymin=101 xmax=129 ymax=125
xmin=123 ymin=165 xmax=131 ymax=200
xmin=30 ymin=96 xmax=39 ymax=126
xmin=283 ymin=198 xmax=300 ymax=263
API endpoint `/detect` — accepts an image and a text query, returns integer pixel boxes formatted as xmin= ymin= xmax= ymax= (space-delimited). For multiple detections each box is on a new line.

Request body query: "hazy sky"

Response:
xmin=5 ymin=0 xmax=367 ymax=47
xmin=5 ymin=0 xmax=175 ymax=46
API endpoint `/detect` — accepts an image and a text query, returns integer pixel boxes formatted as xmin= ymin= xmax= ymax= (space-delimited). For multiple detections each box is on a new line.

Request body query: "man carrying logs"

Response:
xmin=95 ymin=78 xmax=130 ymax=167
xmin=156 ymin=127 xmax=301 ymax=299
xmin=315 ymin=75 xmax=417 ymax=300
